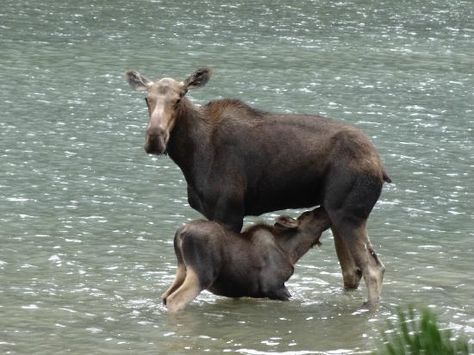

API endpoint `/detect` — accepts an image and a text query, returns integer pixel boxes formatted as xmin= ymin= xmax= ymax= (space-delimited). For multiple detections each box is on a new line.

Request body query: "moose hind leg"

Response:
xmin=166 ymin=268 xmax=202 ymax=313
xmin=332 ymin=228 xmax=362 ymax=290
xmin=367 ymin=239 xmax=385 ymax=272
xmin=365 ymin=238 xmax=385 ymax=300
xmin=334 ymin=221 xmax=384 ymax=308
xmin=325 ymin=172 xmax=385 ymax=307
xmin=355 ymin=227 xmax=384 ymax=308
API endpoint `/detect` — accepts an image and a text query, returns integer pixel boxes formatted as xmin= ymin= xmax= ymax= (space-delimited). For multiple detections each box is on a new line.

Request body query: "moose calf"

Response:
xmin=162 ymin=208 xmax=331 ymax=313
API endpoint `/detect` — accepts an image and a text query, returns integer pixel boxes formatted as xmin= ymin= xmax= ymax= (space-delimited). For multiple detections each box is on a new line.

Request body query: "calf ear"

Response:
xmin=274 ymin=216 xmax=299 ymax=230
xmin=126 ymin=70 xmax=152 ymax=91
xmin=183 ymin=68 xmax=212 ymax=90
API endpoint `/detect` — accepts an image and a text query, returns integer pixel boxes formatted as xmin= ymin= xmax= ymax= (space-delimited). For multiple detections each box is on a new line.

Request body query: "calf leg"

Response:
xmin=267 ymin=286 xmax=291 ymax=301
xmin=162 ymin=226 xmax=188 ymax=305
xmin=161 ymin=263 xmax=186 ymax=305
xmin=332 ymin=228 xmax=362 ymax=290
xmin=164 ymin=223 xmax=221 ymax=312
xmin=165 ymin=268 xmax=202 ymax=313
xmin=258 ymin=236 xmax=295 ymax=300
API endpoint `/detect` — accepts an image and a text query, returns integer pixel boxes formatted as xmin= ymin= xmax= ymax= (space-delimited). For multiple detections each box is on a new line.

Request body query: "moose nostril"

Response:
xmin=146 ymin=127 xmax=165 ymax=137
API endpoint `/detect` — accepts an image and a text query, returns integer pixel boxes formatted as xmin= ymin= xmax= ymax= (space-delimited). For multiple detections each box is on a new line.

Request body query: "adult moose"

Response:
xmin=126 ymin=68 xmax=391 ymax=308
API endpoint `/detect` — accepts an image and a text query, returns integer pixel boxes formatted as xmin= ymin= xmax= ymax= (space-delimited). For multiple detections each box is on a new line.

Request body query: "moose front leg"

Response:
xmin=187 ymin=185 xmax=205 ymax=212
xmin=187 ymin=186 xmax=243 ymax=231
xmin=208 ymin=192 xmax=245 ymax=233
xmin=192 ymin=175 xmax=245 ymax=232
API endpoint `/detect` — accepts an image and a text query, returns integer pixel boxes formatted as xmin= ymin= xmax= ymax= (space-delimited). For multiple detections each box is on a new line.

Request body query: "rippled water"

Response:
xmin=1 ymin=0 xmax=473 ymax=353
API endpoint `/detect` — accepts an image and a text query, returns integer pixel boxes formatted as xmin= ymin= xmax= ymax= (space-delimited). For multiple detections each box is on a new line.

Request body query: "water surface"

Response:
xmin=1 ymin=0 xmax=473 ymax=353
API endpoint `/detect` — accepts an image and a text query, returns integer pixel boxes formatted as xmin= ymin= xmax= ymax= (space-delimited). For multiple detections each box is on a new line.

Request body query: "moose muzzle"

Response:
xmin=144 ymin=126 xmax=168 ymax=155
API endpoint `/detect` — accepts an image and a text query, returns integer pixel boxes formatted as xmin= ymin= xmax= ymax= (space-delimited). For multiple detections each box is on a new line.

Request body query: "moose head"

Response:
xmin=126 ymin=68 xmax=212 ymax=154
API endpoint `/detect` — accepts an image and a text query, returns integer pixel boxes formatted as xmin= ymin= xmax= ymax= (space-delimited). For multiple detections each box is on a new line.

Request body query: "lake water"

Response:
xmin=1 ymin=0 xmax=473 ymax=353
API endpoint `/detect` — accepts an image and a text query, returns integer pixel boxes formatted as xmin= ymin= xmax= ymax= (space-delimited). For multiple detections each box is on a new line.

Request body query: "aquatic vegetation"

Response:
xmin=376 ymin=307 xmax=471 ymax=355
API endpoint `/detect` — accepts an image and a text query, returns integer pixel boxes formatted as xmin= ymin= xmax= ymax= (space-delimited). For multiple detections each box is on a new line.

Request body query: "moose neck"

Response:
xmin=166 ymin=98 xmax=212 ymax=185
xmin=276 ymin=231 xmax=321 ymax=265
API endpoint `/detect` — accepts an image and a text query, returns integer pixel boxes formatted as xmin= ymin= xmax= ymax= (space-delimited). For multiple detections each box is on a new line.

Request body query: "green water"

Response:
xmin=1 ymin=0 xmax=473 ymax=353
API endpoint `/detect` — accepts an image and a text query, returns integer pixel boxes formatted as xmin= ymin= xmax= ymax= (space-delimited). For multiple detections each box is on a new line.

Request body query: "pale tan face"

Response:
xmin=126 ymin=68 xmax=212 ymax=154
xmin=143 ymin=78 xmax=186 ymax=154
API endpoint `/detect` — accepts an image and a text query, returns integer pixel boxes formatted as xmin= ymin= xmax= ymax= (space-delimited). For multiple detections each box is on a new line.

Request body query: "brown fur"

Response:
xmin=203 ymin=99 xmax=265 ymax=124
xmin=161 ymin=208 xmax=331 ymax=312
xmin=126 ymin=68 xmax=389 ymax=308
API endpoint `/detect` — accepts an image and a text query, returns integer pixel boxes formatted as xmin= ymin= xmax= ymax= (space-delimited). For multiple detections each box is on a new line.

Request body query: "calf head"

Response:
xmin=126 ymin=68 xmax=212 ymax=154
xmin=275 ymin=208 xmax=331 ymax=241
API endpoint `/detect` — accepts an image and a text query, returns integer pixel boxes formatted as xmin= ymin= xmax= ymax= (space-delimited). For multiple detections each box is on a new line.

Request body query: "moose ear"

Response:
xmin=183 ymin=68 xmax=212 ymax=90
xmin=126 ymin=70 xmax=152 ymax=91
xmin=274 ymin=216 xmax=299 ymax=230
